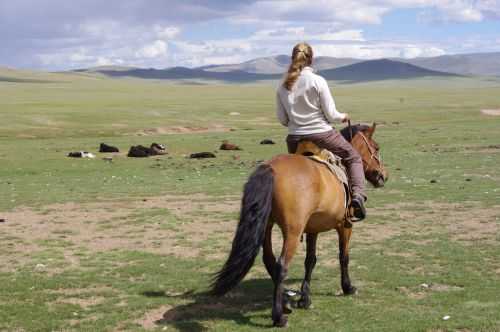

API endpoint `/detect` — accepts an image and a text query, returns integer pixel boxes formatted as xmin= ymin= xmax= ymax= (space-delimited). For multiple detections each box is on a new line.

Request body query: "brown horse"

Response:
xmin=211 ymin=123 xmax=388 ymax=327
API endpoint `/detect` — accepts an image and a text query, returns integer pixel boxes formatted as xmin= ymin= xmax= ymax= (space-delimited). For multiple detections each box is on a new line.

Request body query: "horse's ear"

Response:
xmin=367 ymin=122 xmax=376 ymax=138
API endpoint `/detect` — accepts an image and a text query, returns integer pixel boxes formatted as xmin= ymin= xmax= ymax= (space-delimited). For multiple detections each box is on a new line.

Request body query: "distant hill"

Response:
xmin=4 ymin=51 xmax=498 ymax=85
xmin=94 ymin=66 xmax=279 ymax=82
xmin=73 ymin=65 xmax=138 ymax=73
xmin=200 ymin=52 xmax=500 ymax=77
xmin=402 ymin=52 xmax=500 ymax=76
xmin=76 ymin=59 xmax=455 ymax=83
xmin=200 ymin=56 xmax=288 ymax=74
xmin=314 ymin=57 xmax=362 ymax=71
xmin=319 ymin=59 xmax=458 ymax=82
xmin=0 ymin=66 xmax=86 ymax=83
xmin=201 ymin=55 xmax=360 ymax=74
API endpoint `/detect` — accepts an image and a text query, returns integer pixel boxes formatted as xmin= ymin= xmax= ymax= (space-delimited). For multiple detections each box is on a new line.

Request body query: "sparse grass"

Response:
xmin=0 ymin=75 xmax=500 ymax=331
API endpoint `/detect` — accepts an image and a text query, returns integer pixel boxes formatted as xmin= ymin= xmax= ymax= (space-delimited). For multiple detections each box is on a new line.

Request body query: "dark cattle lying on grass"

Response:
xmin=128 ymin=143 xmax=168 ymax=157
xmin=220 ymin=141 xmax=241 ymax=150
xmin=190 ymin=152 xmax=216 ymax=159
xmin=128 ymin=145 xmax=151 ymax=158
xmin=260 ymin=139 xmax=276 ymax=145
xmin=67 ymin=151 xmax=95 ymax=158
xmin=99 ymin=143 xmax=119 ymax=153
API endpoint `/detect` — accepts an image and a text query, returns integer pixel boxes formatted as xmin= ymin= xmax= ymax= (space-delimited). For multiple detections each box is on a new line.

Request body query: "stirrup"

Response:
xmin=350 ymin=196 xmax=366 ymax=222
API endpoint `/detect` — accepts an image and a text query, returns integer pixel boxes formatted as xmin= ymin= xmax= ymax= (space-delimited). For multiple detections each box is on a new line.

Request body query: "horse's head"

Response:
xmin=348 ymin=123 xmax=388 ymax=188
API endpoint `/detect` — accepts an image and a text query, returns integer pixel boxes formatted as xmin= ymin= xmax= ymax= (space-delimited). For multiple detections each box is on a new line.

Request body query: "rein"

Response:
xmin=347 ymin=120 xmax=354 ymax=142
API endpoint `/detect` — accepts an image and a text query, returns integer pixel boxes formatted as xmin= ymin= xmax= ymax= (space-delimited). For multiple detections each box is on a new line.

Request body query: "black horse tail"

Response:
xmin=211 ymin=164 xmax=274 ymax=296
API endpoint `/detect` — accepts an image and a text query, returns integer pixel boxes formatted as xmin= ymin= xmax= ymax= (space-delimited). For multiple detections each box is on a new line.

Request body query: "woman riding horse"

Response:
xmin=276 ymin=42 xmax=366 ymax=221
xmin=211 ymin=43 xmax=388 ymax=328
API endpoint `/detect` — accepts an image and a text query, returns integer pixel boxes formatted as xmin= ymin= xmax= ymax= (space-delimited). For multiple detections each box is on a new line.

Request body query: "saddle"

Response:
xmin=295 ymin=141 xmax=350 ymax=208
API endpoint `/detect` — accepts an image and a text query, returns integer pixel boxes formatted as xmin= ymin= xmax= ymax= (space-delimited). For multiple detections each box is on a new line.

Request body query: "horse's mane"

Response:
xmin=340 ymin=124 xmax=370 ymax=142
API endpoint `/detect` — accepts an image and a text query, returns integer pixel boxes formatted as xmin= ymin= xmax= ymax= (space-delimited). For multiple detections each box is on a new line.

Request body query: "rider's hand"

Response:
xmin=342 ymin=113 xmax=350 ymax=123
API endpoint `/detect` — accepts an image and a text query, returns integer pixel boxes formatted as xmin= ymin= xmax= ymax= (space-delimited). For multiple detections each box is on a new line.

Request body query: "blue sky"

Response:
xmin=1 ymin=0 xmax=499 ymax=70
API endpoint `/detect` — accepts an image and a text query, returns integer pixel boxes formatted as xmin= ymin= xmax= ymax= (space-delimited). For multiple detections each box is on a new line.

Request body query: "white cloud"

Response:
xmin=9 ymin=0 xmax=500 ymax=70
xmin=68 ymin=49 xmax=94 ymax=63
xmin=135 ymin=40 xmax=168 ymax=59
xmin=95 ymin=56 xmax=116 ymax=66
xmin=400 ymin=45 xmax=446 ymax=58
xmin=237 ymin=0 xmax=391 ymax=25
xmin=78 ymin=20 xmax=121 ymax=38
xmin=314 ymin=44 xmax=394 ymax=59
xmin=315 ymin=30 xmax=365 ymax=41
xmin=416 ymin=1 xmax=484 ymax=23
xmin=155 ymin=25 xmax=181 ymax=39
xmin=237 ymin=0 xmax=499 ymax=25
xmin=314 ymin=42 xmax=446 ymax=59
xmin=250 ymin=27 xmax=365 ymax=42
xmin=172 ymin=39 xmax=255 ymax=66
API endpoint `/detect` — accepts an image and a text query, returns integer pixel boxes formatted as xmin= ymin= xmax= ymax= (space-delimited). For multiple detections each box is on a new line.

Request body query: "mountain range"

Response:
xmin=70 ymin=52 xmax=500 ymax=83
xmin=73 ymin=58 xmax=460 ymax=83
xmin=199 ymin=52 xmax=500 ymax=77
xmin=2 ymin=52 xmax=499 ymax=84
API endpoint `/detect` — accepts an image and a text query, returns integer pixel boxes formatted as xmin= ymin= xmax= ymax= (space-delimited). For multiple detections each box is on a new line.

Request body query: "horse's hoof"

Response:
xmin=343 ymin=286 xmax=357 ymax=296
xmin=297 ymin=297 xmax=311 ymax=309
xmin=273 ymin=316 xmax=288 ymax=328
xmin=282 ymin=298 xmax=293 ymax=314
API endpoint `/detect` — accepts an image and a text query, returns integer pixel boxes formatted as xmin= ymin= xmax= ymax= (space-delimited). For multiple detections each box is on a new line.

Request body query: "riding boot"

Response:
xmin=351 ymin=194 xmax=366 ymax=222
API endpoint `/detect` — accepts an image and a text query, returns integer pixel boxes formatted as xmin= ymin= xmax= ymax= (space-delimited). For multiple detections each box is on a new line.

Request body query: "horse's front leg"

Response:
xmin=297 ymin=233 xmax=318 ymax=309
xmin=338 ymin=226 xmax=357 ymax=295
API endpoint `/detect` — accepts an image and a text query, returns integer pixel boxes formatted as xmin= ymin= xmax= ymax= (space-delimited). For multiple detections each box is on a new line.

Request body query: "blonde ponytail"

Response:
xmin=283 ymin=42 xmax=313 ymax=91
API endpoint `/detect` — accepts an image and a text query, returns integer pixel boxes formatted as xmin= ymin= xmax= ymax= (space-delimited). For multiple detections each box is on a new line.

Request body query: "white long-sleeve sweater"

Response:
xmin=276 ymin=66 xmax=346 ymax=135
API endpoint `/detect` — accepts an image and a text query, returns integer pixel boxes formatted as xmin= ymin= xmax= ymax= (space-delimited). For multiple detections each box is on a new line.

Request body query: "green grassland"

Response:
xmin=1 ymin=72 xmax=500 ymax=331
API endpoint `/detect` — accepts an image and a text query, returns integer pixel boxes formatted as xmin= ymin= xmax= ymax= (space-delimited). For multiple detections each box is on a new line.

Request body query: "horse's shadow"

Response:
xmin=142 ymin=278 xmax=302 ymax=332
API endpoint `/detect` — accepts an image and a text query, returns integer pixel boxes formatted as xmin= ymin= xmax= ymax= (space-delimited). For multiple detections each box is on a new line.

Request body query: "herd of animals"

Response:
xmin=66 ymin=139 xmax=276 ymax=159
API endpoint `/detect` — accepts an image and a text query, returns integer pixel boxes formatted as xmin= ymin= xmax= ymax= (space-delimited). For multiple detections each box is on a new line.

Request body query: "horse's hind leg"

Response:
xmin=338 ymin=226 xmax=357 ymax=295
xmin=297 ymin=233 xmax=318 ymax=309
xmin=272 ymin=235 xmax=300 ymax=327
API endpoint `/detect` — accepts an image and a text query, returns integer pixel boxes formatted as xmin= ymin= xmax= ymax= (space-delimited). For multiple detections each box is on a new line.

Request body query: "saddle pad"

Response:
xmin=307 ymin=150 xmax=349 ymax=208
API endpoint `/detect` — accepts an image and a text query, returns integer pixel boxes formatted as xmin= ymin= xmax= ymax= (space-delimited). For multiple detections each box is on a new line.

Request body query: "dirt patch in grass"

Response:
xmin=397 ymin=283 xmax=463 ymax=300
xmin=135 ymin=305 xmax=172 ymax=330
xmin=56 ymin=296 xmax=106 ymax=309
xmin=396 ymin=286 xmax=427 ymax=299
xmin=359 ymin=201 xmax=500 ymax=244
xmin=428 ymin=283 xmax=464 ymax=292
xmin=1 ymin=197 xmax=498 ymax=273
xmin=48 ymin=286 xmax=115 ymax=296
xmin=481 ymin=109 xmax=500 ymax=116
xmin=135 ymin=125 xmax=229 ymax=136
xmin=0 ymin=194 xmax=239 ymax=271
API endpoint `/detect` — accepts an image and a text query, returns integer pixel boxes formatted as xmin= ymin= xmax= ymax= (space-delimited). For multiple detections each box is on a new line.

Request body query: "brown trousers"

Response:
xmin=286 ymin=129 xmax=366 ymax=199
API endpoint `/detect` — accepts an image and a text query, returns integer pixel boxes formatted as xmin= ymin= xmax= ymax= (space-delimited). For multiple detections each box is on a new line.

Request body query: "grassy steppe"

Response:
xmin=1 ymin=74 xmax=500 ymax=331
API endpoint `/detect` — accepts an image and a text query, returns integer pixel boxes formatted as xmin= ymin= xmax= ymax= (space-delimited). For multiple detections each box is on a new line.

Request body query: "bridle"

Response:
xmin=348 ymin=120 xmax=384 ymax=176
xmin=357 ymin=132 xmax=383 ymax=173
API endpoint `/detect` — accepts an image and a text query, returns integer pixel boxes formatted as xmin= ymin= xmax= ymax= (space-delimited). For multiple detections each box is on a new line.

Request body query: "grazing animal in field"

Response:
xmin=128 ymin=143 xmax=167 ymax=157
xmin=67 ymin=151 xmax=95 ymax=158
xmin=127 ymin=145 xmax=152 ymax=158
xmin=190 ymin=152 xmax=216 ymax=159
xmin=211 ymin=123 xmax=387 ymax=327
xmin=220 ymin=141 xmax=241 ymax=151
xmin=99 ymin=143 xmax=119 ymax=153
xmin=260 ymin=139 xmax=276 ymax=145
